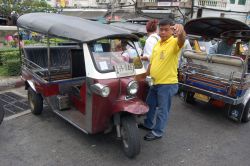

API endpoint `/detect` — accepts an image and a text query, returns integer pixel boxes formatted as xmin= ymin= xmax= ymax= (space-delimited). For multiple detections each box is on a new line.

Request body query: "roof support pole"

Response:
xmin=17 ymin=27 xmax=22 ymax=64
xmin=47 ymin=34 xmax=51 ymax=81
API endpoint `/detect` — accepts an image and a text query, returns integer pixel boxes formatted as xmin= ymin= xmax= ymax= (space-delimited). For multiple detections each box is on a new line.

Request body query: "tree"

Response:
xmin=0 ymin=0 xmax=58 ymax=18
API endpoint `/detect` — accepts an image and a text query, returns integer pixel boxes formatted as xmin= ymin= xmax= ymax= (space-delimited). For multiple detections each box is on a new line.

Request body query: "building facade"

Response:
xmin=46 ymin=0 xmax=135 ymax=8
xmin=46 ymin=0 xmax=250 ymax=24
xmin=136 ymin=0 xmax=250 ymax=23
xmin=193 ymin=0 xmax=250 ymax=23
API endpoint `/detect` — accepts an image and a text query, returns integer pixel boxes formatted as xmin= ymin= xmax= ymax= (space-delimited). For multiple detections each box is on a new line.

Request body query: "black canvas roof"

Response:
xmin=110 ymin=22 xmax=147 ymax=37
xmin=184 ymin=17 xmax=250 ymax=39
xmin=17 ymin=13 xmax=138 ymax=42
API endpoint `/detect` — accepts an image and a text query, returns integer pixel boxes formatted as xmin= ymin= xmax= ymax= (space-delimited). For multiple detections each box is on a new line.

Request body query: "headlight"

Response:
xmin=91 ymin=83 xmax=110 ymax=97
xmin=127 ymin=81 xmax=138 ymax=95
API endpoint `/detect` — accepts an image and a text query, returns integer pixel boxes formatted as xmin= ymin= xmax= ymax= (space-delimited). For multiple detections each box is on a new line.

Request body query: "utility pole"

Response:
xmin=110 ymin=0 xmax=116 ymax=20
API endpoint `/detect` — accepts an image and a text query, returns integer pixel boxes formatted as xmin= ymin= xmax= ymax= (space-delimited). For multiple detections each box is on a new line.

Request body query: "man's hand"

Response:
xmin=170 ymin=24 xmax=186 ymax=48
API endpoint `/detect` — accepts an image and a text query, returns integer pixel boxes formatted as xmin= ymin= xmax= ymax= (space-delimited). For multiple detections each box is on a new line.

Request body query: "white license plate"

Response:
xmin=114 ymin=63 xmax=135 ymax=77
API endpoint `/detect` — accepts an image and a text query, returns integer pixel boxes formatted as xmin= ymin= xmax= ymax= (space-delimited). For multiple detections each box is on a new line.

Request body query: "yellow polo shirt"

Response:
xmin=150 ymin=36 xmax=181 ymax=85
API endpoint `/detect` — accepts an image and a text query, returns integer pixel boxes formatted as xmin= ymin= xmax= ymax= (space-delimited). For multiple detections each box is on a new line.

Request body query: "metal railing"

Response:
xmin=197 ymin=0 xmax=227 ymax=8
xmin=22 ymin=57 xmax=48 ymax=78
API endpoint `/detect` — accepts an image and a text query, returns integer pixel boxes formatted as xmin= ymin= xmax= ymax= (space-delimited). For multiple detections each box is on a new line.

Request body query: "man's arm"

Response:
xmin=171 ymin=24 xmax=186 ymax=48
xmin=146 ymin=64 xmax=151 ymax=76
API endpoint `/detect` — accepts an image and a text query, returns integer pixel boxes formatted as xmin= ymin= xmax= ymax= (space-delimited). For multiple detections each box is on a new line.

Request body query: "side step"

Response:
xmin=46 ymin=97 xmax=89 ymax=134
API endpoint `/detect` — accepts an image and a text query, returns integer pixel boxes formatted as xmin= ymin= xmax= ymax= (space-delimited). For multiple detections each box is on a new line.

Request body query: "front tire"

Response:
xmin=121 ymin=116 xmax=140 ymax=158
xmin=28 ymin=87 xmax=43 ymax=115
xmin=0 ymin=109 xmax=4 ymax=125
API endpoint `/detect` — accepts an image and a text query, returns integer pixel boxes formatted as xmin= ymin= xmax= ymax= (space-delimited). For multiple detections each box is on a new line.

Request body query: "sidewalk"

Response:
xmin=0 ymin=76 xmax=25 ymax=91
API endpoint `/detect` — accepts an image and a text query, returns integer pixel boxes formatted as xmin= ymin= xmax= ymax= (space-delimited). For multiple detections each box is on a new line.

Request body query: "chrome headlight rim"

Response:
xmin=91 ymin=83 xmax=110 ymax=97
xmin=127 ymin=80 xmax=138 ymax=95
xmin=100 ymin=86 xmax=110 ymax=97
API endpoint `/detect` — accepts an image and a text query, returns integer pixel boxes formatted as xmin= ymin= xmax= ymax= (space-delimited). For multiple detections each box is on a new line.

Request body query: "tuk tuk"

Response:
xmin=17 ymin=13 xmax=148 ymax=158
xmin=110 ymin=22 xmax=147 ymax=37
xmin=179 ymin=17 xmax=250 ymax=123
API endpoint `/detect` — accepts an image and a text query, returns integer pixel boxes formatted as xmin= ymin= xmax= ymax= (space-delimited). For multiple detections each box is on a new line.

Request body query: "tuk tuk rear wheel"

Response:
xmin=28 ymin=87 xmax=43 ymax=115
xmin=242 ymin=100 xmax=250 ymax=123
xmin=0 ymin=109 xmax=4 ymax=125
xmin=121 ymin=116 xmax=140 ymax=158
xmin=184 ymin=91 xmax=195 ymax=104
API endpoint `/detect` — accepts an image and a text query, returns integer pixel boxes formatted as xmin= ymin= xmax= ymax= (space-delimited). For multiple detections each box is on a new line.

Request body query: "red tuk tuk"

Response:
xmin=17 ymin=13 xmax=148 ymax=158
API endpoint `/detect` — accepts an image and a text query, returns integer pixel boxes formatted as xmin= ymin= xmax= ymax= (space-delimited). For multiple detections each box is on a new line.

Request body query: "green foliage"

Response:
xmin=139 ymin=37 xmax=146 ymax=48
xmin=24 ymin=40 xmax=40 ymax=45
xmin=0 ymin=0 xmax=58 ymax=18
xmin=0 ymin=48 xmax=21 ymax=76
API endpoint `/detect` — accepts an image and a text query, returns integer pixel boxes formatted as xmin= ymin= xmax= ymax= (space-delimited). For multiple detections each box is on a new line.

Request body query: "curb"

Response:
xmin=0 ymin=77 xmax=25 ymax=91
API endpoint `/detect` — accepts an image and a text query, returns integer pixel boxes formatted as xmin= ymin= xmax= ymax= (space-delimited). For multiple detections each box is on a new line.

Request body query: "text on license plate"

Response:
xmin=194 ymin=93 xmax=210 ymax=102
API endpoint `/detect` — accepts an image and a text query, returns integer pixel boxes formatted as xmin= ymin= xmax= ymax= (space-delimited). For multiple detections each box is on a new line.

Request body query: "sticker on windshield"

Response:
xmin=99 ymin=61 xmax=108 ymax=70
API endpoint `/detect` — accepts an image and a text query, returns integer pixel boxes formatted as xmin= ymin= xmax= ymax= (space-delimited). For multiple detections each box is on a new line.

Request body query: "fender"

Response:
xmin=242 ymin=89 xmax=250 ymax=106
xmin=112 ymin=98 xmax=149 ymax=115
xmin=229 ymin=89 xmax=250 ymax=122
xmin=27 ymin=80 xmax=37 ymax=92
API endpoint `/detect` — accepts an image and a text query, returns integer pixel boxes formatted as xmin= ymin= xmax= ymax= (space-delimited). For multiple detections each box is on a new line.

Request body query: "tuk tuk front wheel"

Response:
xmin=28 ymin=87 xmax=43 ymax=115
xmin=121 ymin=116 xmax=140 ymax=158
xmin=0 ymin=109 xmax=4 ymax=125
xmin=242 ymin=100 xmax=250 ymax=123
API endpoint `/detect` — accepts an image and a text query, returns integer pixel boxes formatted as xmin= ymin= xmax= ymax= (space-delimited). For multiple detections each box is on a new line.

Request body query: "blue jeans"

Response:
xmin=144 ymin=84 xmax=178 ymax=136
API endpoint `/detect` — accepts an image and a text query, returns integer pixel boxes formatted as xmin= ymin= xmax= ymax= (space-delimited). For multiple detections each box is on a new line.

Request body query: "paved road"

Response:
xmin=0 ymin=88 xmax=250 ymax=166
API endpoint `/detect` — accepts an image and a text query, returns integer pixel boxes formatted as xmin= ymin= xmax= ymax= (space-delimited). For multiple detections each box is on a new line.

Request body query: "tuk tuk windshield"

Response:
xmin=89 ymin=38 xmax=143 ymax=72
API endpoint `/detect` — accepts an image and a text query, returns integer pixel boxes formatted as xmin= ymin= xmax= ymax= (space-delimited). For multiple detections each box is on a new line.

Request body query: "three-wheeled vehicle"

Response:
xmin=17 ymin=13 xmax=149 ymax=158
xmin=179 ymin=17 xmax=250 ymax=122
xmin=110 ymin=22 xmax=147 ymax=37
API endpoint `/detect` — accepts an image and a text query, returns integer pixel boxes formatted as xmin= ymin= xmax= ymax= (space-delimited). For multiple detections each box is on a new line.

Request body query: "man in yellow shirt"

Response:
xmin=142 ymin=19 xmax=186 ymax=141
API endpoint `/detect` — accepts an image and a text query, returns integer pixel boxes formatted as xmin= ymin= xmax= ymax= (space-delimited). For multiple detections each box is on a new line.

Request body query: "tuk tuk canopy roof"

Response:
xmin=17 ymin=13 xmax=138 ymax=42
xmin=110 ymin=22 xmax=147 ymax=37
xmin=221 ymin=30 xmax=250 ymax=41
xmin=184 ymin=17 xmax=250 ymax=39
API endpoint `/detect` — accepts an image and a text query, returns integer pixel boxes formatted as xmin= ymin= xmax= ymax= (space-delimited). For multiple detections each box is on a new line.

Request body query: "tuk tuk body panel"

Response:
xmin=90 ymin=78 xmax=148 ymax=133
xmin=184 ymin=75 xmax=247 ymax=98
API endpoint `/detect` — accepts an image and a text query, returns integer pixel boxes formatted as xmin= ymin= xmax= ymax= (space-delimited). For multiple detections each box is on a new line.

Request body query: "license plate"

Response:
xmin=114 ymin=63 xmax=135 ymax=77
xmin=194 ymin=93 xmax=210 ymax=102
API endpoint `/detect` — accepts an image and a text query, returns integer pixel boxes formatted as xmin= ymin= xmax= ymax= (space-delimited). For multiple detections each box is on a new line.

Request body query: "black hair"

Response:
xmin=159 ymin=19 xmax=174 ymax=26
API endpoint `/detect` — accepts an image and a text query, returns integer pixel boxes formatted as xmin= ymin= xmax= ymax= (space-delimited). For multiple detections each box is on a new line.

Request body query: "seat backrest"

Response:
xmin=183 ymin=50 xmax=245 ymax=80
xmin=23 ymin=46 xmax=76 ymax=69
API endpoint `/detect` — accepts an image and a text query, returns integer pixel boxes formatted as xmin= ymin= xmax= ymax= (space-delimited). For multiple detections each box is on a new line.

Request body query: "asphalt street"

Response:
xmin=0 ymin=87 xmax=250 ymax=166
